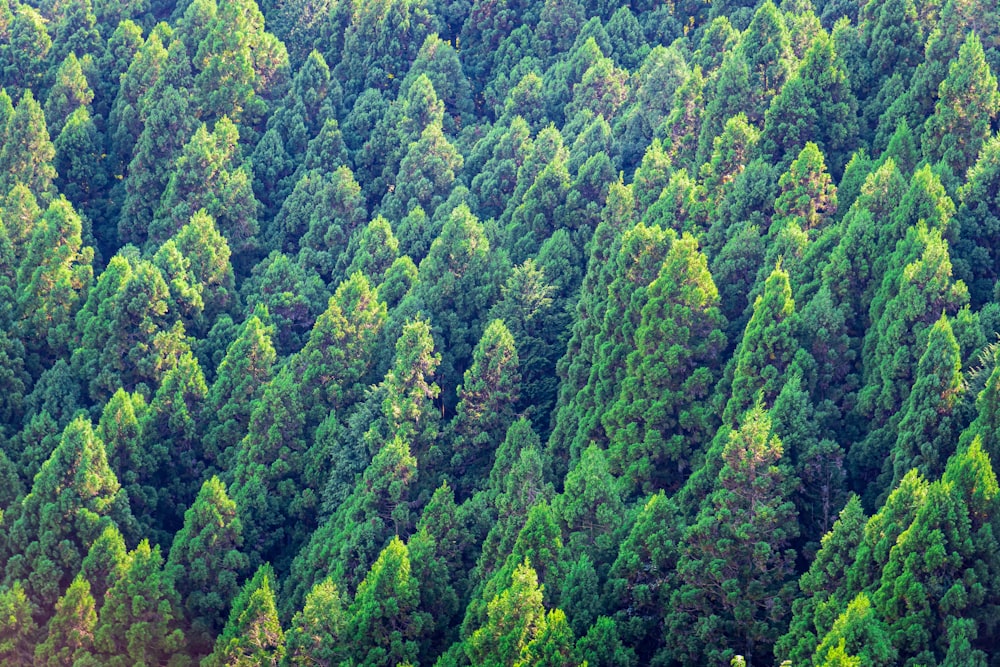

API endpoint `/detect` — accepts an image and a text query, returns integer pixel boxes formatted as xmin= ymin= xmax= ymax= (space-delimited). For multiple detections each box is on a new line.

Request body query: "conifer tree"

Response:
xmin=204 ymin=564 xmax=284 ymax=667
xmin=740 ymin=0 xmax=795 ymax=124
xmin=0 ymin=581 xmax=36 ymax=667
xmin=0 ymin=89 xmax=56 ymax=201
xmin=286 ymin=435 xmax=417 ymax=609
xmin=858 ymin=224 xmax=968 ymax=426
xmin=886 ymin=315 xmax=966 ymax=492
xmin=166 ymin=476 xmax=249 ymax=656
xmin=954 ymin=134 xmax=1000 ymax=306
xmin=776 ymin=495 xmax=867 ymax=665
xmin=724 ymin=262 xmax=800 ymax=423
xmin=80 ymin=525 xmax=129 ymax=610
xmin=91 ymin=540 xmax=188 ymax=667
xmin=343 ymin=536 xmax=425 ymax=666
xmin=150 ymin=118 xmax=259 ymax=253
xmin=570 ymin=221 xmax=674 ymax=461
xmin=604 ymin=234 xmax=727 ymax=494
xmin=284 ymin=578 xmax=346 ymax=666
xmin=3 ymin=417 xmax=133 ymax=612
xmin=415 ymin=204 xmax=506 ymax=400
xmin=922 ymin=32 xmax=1000 ymax=178
xmin=43 ymin=53 xmax=94 ymax=137
xmin=71 ymin=253 xmax=171 ymax=402
xmin=15 ymin=197 xmax=94 ymax=366
xmin=202 ymin=313 xmax=276 ymax=469
xmin=450 ymin=319 xmax=521 ymax=496
xmin=34 ymin=575 xmax=97 ymax=667
xmin=671 ymin=404 xmax=799 ymax=665
xmin=466 ymin=559 xmax=548 ymax=667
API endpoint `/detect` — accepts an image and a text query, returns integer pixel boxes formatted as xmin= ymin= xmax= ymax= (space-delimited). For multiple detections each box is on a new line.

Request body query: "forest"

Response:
xmin=1 ymin=0 xmax=1000 ymax=663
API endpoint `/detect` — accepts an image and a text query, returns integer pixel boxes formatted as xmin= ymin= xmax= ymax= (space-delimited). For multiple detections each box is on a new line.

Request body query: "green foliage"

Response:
xmin=91 ymin=539 xmax=188 ymax=667
xmin=204 ymin=564 xmax=284 ymax=667
xmin=3 ymin=417 xmax=134 ymax=612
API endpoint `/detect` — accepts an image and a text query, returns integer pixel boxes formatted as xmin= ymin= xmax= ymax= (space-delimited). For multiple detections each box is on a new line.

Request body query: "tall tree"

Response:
xmin=3 ymin=417 xmax=133 ymax=613
xmin=922 ymin=32 xmax=1000 ymax=177
xmin=166 ymin=476 xmax=249 ymax=656
xmin=91 ymin=540 xmax=188 ymax=667
xmin=670 ymin=404 xmax=799 ymax=665
xmin=604 ymin=233 xmax=728 ymax=495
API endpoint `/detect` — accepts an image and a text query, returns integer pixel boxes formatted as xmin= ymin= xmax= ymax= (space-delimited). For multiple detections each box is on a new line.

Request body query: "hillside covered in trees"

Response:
xmin=3 ymin=0 xmax=1000 ymax=663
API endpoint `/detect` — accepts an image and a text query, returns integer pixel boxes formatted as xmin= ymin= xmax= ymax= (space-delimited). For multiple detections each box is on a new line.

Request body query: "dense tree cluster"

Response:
xmin=3 ymin=0 xmax=1000 ymax=664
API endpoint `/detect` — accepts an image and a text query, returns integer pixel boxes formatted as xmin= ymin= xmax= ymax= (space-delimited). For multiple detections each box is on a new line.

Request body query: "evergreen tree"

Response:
xmin=283 ymin=578 xmax=346 ymax=666
xmin=886 ymin=315 xmax=966 ymax=492
xmin=91 ymin=540 xmax=188 ymax=667
xmin=724 ymin=261 xmax=801 ymax=423
xmin=150 ymin=118 xmax=259 ymax=253
xmin=450 ymin=319 xmax=521 ymax=497
xmin=922 ymin=32 xmax=1000 ymax=177
xmin=15 ymin=197 xmax=94 ymax=366
xmin=604 ymin=233 xmax=728 ymax=495
xmin=415 ymin=204 xmax=506 ymax=402
xmin=80 ymin=525 xmax=129 ymax=610
xmin=204 ymin=564 xmax=284 ymax=667
xmin=202 ymin=313 xmax=276 ymax=469
xmin=43 ymin=53 xmax=94 ymax=137
xmin=0 ymin=581 xmax=37 ymax=667
xmin=3 ymin=417 xmax=133 ymax=612
xmin=343 ymin=536 xmax=425 ymax=666
xmin=34 ymin=575 xmax=97 ymax=667
xmin=466 ymin=559 xmax=548 ymax=667
xmin=670 ymin=404 xmax=799 ymax=665
xmin=0 ymin=90 xmax=55 ymax=202
xmin=954 ymin=134 xmax=1000 ymax=306
xmin=166 ymin=476 xmax=249 ymax=656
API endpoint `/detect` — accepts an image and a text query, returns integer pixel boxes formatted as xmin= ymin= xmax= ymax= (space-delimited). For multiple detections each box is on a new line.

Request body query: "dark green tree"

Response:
xmin=671 ymin=404 xmax=799 ymax=665
xmin=34 ymin=575 xmax=97 ymax=667
xmin=166 ymin=476 xmax=249 ymax=656
xmin=91 ymin=539 xmax=188 ymax=667
xmin=604 ymin=233 xmax=728 ymax=495
xmin=922 ymin=32 xmax=1000 ymax=178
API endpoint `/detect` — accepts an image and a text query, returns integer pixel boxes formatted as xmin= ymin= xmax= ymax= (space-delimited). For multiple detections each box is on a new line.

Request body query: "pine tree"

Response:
xmin=34 ymin=576 xmax=97 ymax=667
xmin=91 ymin=540 xmax=188 ymax=667
xmin=204 ymin=564 xmax=284 ymax=667
xmin=670 ymin=404 xmax=799 ymax=665
xmin=922 ymin=32 xmax=1000 ymax=178
xmin=604 ymin=233 xmax=727 ymax=495
xmin=166 ymin=476 xmax=249 ymax=656
xmin=450 ymin=319 xmax=521 ymax=497
xmin=343 ymin=536 xmax=425 ymax=666
xmin=3 ymin=417 xmax=133 ymax=613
